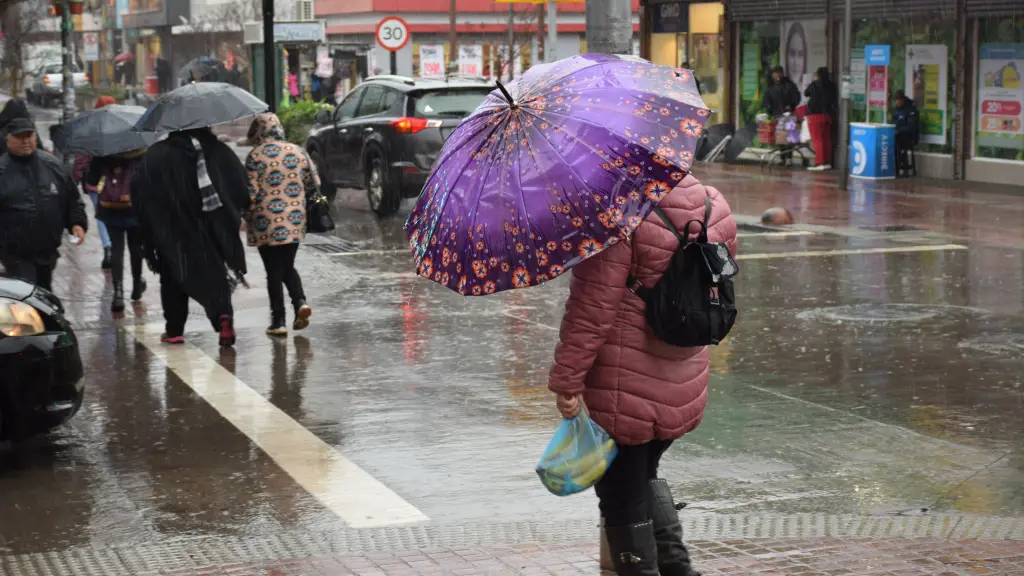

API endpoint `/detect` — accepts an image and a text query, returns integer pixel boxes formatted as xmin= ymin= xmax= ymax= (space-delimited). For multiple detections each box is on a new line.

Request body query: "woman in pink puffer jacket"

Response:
xmin=549 ymin=174 xmax=737 ymax=576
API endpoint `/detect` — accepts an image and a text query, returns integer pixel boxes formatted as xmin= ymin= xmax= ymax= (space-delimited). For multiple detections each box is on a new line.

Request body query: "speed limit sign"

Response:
xmin=376 ymin=16 xmax=410 ymax=52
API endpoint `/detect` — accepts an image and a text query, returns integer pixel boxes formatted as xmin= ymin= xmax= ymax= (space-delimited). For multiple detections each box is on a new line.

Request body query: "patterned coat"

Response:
xmin=244 ymin=113 xmax=319 ymax=247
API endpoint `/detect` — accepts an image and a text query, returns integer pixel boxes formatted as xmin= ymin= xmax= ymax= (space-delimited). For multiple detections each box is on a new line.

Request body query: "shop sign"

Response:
xmin=652 ymin=2 xmax=687 ymax=34
xmin=83 ymin=32 xmax=99 ymax=61
xmin=905 ymin=45 xmax=948 ymax=145
xmin=459 ymin=44 xmax=483 ymax=77
xmin=275 ymin=21 xmax=325 ymax=43
xmin=420 ymin=44 xmax=444 ymax=77
xmin=976 ymin=44 xmax=1024 ymax=150
xmin=864 ymin=45 xmax=890 ymax=67
xmin=741 ymin=40 xmax=759 ymax=101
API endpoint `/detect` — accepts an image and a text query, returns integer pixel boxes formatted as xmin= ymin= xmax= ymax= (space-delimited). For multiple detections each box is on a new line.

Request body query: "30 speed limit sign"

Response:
xmin=376 ymin=16 xmax=410 ymax=52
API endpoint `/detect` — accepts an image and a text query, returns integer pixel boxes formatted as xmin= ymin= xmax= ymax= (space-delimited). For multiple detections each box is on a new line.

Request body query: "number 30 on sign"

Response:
xmin=376 ymin=17 xmax=410 ymax=52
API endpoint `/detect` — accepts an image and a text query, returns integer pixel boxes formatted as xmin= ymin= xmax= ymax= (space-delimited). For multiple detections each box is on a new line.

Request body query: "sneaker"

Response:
xmin=808 ymin=164 xmax=830 ymax=171
xmin=293 ymin=303 xmax=312 ymax=331
xmin=160 ymin=333 xmax=185 ymax=344
xmin=266 ymin=323 xmax=288 ymax=336
xmin=219 ymin=314 xmax=236 ymax=347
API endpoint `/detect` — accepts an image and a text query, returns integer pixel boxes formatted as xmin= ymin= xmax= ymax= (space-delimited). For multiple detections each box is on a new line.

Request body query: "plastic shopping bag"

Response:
xmin=536 ymin=411 xmax=618 ymax=496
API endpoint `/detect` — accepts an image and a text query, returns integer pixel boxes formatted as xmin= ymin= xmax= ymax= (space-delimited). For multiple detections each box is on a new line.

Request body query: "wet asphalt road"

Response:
xmin=0 ymin=138 xmax=1023 ymax=568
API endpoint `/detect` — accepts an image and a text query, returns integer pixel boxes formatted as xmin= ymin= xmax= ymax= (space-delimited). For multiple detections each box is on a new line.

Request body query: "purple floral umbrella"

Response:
xmin=406 ymin=53 xmax=710 ymax=296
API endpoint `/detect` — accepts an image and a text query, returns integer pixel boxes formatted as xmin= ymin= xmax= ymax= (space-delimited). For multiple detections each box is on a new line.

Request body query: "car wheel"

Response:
xmin=367 ymin=155 xmax=400 ymax=217
xmin=309 ymin=149 xmax=335 ymax=202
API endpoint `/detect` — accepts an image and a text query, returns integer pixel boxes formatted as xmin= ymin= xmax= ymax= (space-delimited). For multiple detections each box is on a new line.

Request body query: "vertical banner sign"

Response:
xmin=83 ymin=32 xmax=99 ymax=61
xmin=868 ymin=66 xmax=887 ymax=108
xmin=850 ymin=48 xmax=866 ymax=108
xmin=864 ymin=45 xmax=890 ymax=122
xmin=420 ymin=44 xmax=444 ymax=77
xmin=781 ymin=20 xmax=826 ymax=100
xmin=741 ymin=39 xmax=760 ymax=100
xmin=905 ymin=45 xmax=948 ymax=145
xmin=976 ymin=44 xmax=1024 ymax=153
xmin=458 ymin=45 xmax=483 ymax=76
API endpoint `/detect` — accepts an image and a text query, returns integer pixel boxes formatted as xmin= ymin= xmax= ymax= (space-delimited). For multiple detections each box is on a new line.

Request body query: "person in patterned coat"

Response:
xmin=244 ymin=113 xmax=317 ymax=336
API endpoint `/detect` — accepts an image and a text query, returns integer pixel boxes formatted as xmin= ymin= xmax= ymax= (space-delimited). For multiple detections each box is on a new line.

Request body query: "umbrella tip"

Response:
xmin=495 ymin=81 xmax=516 ymax=108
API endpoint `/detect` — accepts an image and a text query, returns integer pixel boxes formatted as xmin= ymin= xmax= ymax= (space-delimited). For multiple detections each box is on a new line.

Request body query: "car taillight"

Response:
xmin=390 ymin=117 xmax=443 ymax=134
xmin=43 ymin=77 xmax=50 ymax=84
xmin=83 ymin=74 xmax=89 ymax=81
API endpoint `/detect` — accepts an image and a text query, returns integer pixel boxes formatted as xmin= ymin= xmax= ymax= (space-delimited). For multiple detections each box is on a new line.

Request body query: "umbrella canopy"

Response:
xmin=66 ymin=104 xmax=158 ymax=157
xmin=406 ymin=54 xmax=710 ymax=296
xmin=178 ymin=56 xmax=222 ymax=85
xmin=114 ymin=52 xmax=134 ymax=64
xmin=134 ymin=82 xmax=267 ymax=133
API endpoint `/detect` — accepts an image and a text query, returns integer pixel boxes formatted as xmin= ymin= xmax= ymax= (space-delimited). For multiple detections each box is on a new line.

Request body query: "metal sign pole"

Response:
xmin=837 ymin=0 xmax=852 ymax=191
xmin=263 ymin=0 xmax=276 ymax=112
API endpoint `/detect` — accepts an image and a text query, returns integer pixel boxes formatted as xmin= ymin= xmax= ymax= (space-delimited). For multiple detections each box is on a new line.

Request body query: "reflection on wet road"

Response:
xmin=1 ymin=168 xmax=1023 ymax=567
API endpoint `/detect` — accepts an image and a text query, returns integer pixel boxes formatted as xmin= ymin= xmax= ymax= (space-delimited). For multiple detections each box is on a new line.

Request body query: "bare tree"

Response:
xmin=0 ymin=0 xmax=48 ymax=96
xmin=479 ymin=5 xmax=538 ymax=80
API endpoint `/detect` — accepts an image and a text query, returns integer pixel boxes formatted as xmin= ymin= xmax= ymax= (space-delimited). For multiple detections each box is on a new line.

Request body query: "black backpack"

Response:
xmin=626 ymin=197 xmax=738 ymax=347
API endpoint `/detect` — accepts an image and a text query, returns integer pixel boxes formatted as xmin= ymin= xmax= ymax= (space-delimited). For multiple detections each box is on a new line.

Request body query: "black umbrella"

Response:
xmin=725 ymin=125 xmax=757 ymax=164
xmin=134 ymin=82 xmax=268 ymax=133
xmin=177 ymin=56 xmax=222 ymax=85
xmin=66 ymin=105 xmax=158 ymax=157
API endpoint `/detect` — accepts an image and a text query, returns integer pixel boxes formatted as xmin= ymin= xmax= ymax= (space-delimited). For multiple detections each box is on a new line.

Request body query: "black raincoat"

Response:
xmin=131 ymin=129 xmax=249 ymax=329
xmin=0 ymin=150 xmax=88 ymax=264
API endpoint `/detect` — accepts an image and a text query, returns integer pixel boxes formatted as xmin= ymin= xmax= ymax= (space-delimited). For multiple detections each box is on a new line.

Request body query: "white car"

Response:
xmin=26 ymin=63 xmax=89 ymax=107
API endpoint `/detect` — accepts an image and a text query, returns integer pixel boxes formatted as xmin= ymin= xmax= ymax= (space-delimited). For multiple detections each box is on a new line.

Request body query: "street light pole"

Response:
xmin=507 ymin=3 xmax=514 ymax=80
xmin=449 ymin=0 xmax=457 ymax=72
xmin=546 ymin=0 xmax=557 ymax=62
xmin=262 ymin=0 xmax=275 ymax=112
xmin=60 ymin=0 xmax=74 ymax=125
xmin=585 ymin=0 xmax=631 ymax=55
xmin=837 ymin=0 xmax=852 ymax=190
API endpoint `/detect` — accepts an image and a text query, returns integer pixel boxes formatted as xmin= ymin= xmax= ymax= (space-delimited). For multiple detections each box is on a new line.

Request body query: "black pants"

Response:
xmin=896 ymin=133 xmax=915 ymax=173
xmin=0 ymin=255 xmax=55 ymax=292
xmin=108 ymin=226 xmax=143 ymax=288
xmin=159 ymin=262 xmax=233 ymax=338
xmin=595 ymin=439 xmax=673 ymax=527
xmin=258 ymin=244 xmax=305 ymax=321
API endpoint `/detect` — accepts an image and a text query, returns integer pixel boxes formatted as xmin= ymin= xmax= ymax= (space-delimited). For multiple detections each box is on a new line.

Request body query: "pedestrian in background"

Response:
xmin=893 ymin=90 xmax=920 ymax=176
xmin=131 ymin=127 xmax=249 ymax=346
xmin=0 ymin=117 xmax=87 ymax=291
xmin=85 ymin=148 xmax=147 ymax=312
xmin=762 ymin=66 xmax=800 ymax=117
xmin=75 ymin=95 xmax=117 ymax=270
xmin=804 ymin=67 xmax=838 ymax=171
xmin=244 ymin=113 xmax=314 ymax=336
xmin=550 ymin=176 xmax=737 ymax=576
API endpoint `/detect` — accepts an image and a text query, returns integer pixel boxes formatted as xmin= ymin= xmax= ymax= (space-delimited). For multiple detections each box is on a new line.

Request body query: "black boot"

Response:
xmin=649 ymin=479 xmax=700 ymax=576
xmin=605 ymin=521 xmax=659 ymax=576
xmin=111 ymin=283 xmax=125 ymax=313
xmin=131 ymin=276 xmax=147 ymax=301
xmin=101 ymin=247 xmax=111 ymax=270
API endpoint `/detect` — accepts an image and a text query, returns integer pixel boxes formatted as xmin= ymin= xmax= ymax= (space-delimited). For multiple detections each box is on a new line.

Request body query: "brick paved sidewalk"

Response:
xmin=150 ymin=538 xmax=1024 ymax=576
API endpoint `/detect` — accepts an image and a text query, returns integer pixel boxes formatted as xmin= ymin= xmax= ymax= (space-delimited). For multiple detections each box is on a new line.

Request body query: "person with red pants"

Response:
xmin=804 ymin=67 xmax=838 ymax=171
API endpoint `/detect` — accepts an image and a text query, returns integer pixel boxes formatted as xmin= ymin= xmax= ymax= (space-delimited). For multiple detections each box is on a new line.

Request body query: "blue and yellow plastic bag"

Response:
xmin=536 ymin=411 xmax=618 ymax=496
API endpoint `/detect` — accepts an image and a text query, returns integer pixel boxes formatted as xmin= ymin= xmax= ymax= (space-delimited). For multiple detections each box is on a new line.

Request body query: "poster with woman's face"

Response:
xmin=782 ymin=20 xmax=827 ymax=101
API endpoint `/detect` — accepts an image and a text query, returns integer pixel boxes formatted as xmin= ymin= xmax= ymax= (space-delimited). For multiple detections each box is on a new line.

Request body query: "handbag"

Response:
xmin=301 ymin=150 xmax=335 ymax=234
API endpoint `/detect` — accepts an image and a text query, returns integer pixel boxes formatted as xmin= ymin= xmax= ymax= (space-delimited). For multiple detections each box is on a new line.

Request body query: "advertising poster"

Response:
xmin=781 ymin=19 xmax=826 ymax=100
xmin=851 ymin=48 xmax=866 ymax=107
xmin=976 ymin=44 xmax=1024 ymax=151
xmin=905 ymin=44 xmax=948 ymax=144
xmin=83 ymin=32 xmax=99 ymax=61
xmin=420 ymin=44 xmax=444 ymax=77
xmin=868 ymin=65 xmax=888 ymax=122
xmin=741 ymin=40 xmax=760 ymax=101
xmin=458 ymin=44 xmax=483 ymax=77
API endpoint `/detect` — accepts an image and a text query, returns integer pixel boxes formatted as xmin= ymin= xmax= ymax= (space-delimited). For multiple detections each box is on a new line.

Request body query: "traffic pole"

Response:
xmin=449 ymin=0 xmax=457 ymax=73
xmin=262 ymin=0 xmax=275 ymax=112
xmin=60 ymin=0 xmax=74 ymax=125
xmin=837 ymin=0 xmax=852 ymax=190
xmin=547 ymin=0 xmax=557 ymax=62
xmin=585 ymin=0 xmax=631 ymax=55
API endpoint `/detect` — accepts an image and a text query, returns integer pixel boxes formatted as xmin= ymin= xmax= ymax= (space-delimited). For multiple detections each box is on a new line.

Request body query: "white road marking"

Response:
xmin=131 ymin=326 xmax=429 ymax=529
xmin=736 ymin=244 xmax=967 ymax=260
xmin=737 ymin=231 xmax=815 ymax=238
xmin=326 ymin=249 xmax=407 ymax=257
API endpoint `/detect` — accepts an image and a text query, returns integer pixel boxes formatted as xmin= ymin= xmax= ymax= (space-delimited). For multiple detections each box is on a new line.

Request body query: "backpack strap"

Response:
xmin=625 ymin=196 xmax=713 ymax=294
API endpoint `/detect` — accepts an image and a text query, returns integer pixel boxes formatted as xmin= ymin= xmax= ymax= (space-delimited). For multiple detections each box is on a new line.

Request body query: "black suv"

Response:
xmin=305 ymin=75 xmax=494 ymax=216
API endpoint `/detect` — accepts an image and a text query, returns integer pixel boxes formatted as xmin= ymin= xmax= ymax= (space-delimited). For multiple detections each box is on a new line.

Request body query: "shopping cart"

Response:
xmin=757 ymin=110 xmax=813 ymax=171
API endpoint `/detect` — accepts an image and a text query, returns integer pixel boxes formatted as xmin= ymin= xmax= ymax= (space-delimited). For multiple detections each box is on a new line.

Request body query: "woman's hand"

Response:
xmin=556 ymin=394 xmax=582 ymax=419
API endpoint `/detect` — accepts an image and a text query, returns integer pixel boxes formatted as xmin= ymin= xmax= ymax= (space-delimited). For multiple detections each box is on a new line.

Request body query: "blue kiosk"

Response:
xmin=849 ymin=44 xmax=896 ymax=180
xmin=849 ymin=122 xmax=896 ymax=179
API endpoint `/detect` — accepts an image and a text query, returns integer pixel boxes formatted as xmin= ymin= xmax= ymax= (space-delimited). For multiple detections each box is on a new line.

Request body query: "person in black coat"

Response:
xmin=0 ymin=99 xmax=36 ymax=157
xmin=893 ymin=90 xmax=920 ymax=176
xmin=131 ymin=127 xmax=249 ymax=346
xmin=762 ymin=66 xmax=801 ymax=117
xmin=804 ymin=66 xmax=838 ymax=170
xmin=0 ymin=118 xmax=87 ymax=291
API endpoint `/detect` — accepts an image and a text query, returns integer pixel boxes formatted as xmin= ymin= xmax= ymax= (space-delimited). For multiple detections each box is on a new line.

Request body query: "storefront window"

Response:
xmin=738 ymin=22 xmax=780 ymax=131
xmin=851 ymin=19 xmax=956 ymax=154
xmin=975 ymin=18 xmax=1024 ymax=162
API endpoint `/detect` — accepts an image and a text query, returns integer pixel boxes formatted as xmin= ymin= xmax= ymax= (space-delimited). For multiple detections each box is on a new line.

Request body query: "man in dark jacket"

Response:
xmin=762 ymin=66 xmax=801 ymax=117
xmin=0 ymin=118 xmax=88 ymax=291
xmin=893 ymin=90 xmax=920 ymax=176
xmin=0 ymin=99 xmax=35 ymax=157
